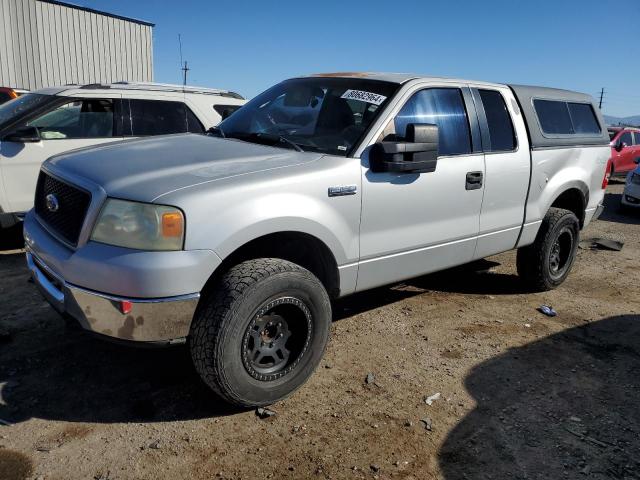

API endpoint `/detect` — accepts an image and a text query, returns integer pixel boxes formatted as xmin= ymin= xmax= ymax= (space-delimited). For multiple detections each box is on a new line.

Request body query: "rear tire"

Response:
xmin=189 ymin=258 xmax=331 ymax=407
xmin=516 ymin=208 xmax=580 ymax=291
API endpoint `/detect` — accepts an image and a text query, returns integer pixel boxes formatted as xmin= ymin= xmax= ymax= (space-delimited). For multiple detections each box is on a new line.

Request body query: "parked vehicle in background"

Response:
xmin=608 ymin=126 xmax=640 ymax=177
xmin=621 ymin=157 xmax=640 ymax=210
xmin=0 ymin=82 xmax=245 ymax=229
xmin=24 ymin=73 xmax=609 ymax=407
xmin=0 ymin=87 xmax=29 ymax=105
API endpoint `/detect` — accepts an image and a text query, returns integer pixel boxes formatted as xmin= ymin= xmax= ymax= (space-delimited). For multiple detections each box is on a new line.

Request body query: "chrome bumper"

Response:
xmin=26 ymin=250 xmax=199 ymax=343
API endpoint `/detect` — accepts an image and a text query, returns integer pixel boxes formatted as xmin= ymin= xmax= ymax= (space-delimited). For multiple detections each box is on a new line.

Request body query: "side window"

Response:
xmin=129 ymin=100 xmax=187 ymax=136
xmin=185 ymin=107 xmax=205 ymax=133
xmin=533 ymin=99 xmax=573 ymax=134
xmin=478 ymin=89 xmax=516 ymax=151
xmin=634 ymin=132 xmax=640 ymax=146
xmin=28 ymin=98 xmax=114 ymax=139
xmin=619 ymin=131 xmax=633 ymax=147
xmin=567 ymin=103 xmax=600 ymax=134
xmin=393 ymin=88 xmax=471 ymax=156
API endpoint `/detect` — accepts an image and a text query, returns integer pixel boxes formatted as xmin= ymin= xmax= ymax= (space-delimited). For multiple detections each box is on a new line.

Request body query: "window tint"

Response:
xmin=533 ymin=99 xmax=573 ymax=134
xmin=394 ymin=88 xmax=471 ymax=156
xmin=28 ymin=99 xmax=114 ymax=139
xmin=619 ymin=131 xmax=633 ymax=147
xmin=185 ymin=107 xmax=204 ymax=133
xmin=129 ymin=100 xmax=187 ymax=136
xmin=479 ymin=89 xmax=516 ymax=151
xmin=533 ymin=99 xmax=602 ymax=136
xmin=568 ymin=103 xmax=600 ymax=134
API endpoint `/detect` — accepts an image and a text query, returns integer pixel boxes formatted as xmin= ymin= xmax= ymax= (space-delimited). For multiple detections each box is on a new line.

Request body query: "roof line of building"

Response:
xmin=37 ymin=0 xmax=155 ymax=27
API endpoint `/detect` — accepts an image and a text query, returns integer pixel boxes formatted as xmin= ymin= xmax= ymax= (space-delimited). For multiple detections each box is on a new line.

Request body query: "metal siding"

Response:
xmin=0 ymin=0 xmax=153 ymax=90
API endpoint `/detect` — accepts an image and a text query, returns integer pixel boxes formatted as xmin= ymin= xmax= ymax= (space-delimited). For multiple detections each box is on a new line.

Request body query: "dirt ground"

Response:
xmin=0 ymin=182 xmax=638 ymax=480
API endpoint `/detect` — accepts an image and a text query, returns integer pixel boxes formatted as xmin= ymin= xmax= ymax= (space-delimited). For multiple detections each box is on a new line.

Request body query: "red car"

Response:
xmin=608 ymin=127 xmax=640 ymax=177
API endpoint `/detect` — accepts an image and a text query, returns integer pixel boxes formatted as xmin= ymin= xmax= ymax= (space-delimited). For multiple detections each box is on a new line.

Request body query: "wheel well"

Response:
xmin=550 ymin=188 xmax=586 ymax=228
xmin=205 ymin=232 xmax=340 ymax=299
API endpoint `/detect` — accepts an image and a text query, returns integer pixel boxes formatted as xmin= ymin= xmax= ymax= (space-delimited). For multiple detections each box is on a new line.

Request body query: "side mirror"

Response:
xmin=634 ymin=157 xmax=640 ymax=165
xmin=2 ymin=126 xmax=40 ymax=143
xmin=369 ymin=123 xmax=439 ymax=174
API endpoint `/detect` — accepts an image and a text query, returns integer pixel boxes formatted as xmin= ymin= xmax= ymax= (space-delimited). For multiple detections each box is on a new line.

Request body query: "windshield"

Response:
xmin=216 ymin=78 xmax=399 ymax=156
xmin=0 ymin=93 xmax=55 ymax=130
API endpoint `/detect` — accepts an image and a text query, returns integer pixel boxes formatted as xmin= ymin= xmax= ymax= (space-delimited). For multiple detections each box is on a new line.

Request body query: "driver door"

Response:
xmin=357 ymin=84 xmax=484 ymax=291
xmin=0 ymin=94 xmax=122 ymax=213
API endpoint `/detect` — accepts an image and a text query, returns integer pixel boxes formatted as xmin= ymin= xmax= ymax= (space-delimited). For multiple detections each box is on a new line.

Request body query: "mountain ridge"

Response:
xmin=604 ymin=114 xmax=640 ymax=127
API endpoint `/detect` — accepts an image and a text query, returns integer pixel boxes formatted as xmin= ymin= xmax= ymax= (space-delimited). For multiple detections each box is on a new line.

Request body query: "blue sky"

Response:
xmin=82 ymin=0 xmax=639 ymax=117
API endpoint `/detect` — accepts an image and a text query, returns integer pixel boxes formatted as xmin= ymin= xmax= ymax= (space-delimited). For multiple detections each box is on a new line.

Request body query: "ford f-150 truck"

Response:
xmin=23 ymin=73 xmax=610 ymax=407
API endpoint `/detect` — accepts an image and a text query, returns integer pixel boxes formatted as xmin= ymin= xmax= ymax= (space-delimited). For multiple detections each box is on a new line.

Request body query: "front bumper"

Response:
xmin=26 ymin=250 xmax=200 ymax=344
xmin=621 ymin=187 xmax=640 ymax=208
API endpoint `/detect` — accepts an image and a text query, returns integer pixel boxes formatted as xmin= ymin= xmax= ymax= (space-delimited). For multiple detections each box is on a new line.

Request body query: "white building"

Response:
xmin=0 ymin=0 xmax=154 ymax=90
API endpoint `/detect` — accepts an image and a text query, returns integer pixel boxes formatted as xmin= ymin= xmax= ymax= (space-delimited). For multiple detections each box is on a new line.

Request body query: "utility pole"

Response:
xmin=182 ymin=61 xmax=190 ymax=86
xmin=598 ymin=87 xmax=605 ymax=109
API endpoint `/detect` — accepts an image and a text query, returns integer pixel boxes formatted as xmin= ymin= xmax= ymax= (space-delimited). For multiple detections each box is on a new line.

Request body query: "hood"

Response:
xmin=46 ymin=134 xmax=322 ymax=202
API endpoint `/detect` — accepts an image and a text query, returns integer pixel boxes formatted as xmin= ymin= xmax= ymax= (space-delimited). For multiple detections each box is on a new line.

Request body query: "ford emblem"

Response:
xmin=45 ymin=194 xmax=59 ymax=212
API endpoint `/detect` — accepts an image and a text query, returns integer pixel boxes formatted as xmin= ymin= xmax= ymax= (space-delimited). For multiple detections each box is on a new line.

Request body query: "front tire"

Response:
xmin=190 ymin=258 xmax=331 ymax=407
xmin=516 ymin=208 xmax=580 ymax=291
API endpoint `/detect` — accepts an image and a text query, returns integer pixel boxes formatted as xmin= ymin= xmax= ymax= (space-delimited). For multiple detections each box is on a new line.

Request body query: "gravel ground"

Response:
xmin=0 ymin=182 xmax=638 ymax=480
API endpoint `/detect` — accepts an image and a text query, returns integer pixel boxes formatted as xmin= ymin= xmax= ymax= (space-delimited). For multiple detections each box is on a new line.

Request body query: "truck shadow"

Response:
xmin=438 ymin=314 xmax=640 ymax=479
xmin=1 ymin=258 xmax=522 ymax=425
xmin=0 ymin=328 xmax=242 ymax=424
xmin=598 ymin=192 xmax=640 ymax=225
xmin=333 ymin=259 xmax=523 ymax=320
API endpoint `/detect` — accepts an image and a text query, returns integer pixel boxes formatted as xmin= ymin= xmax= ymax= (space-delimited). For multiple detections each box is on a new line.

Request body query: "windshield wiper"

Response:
xmin=259 ymin=133 xmax=304 ymax=152
xmin=225 ymin=132 xmax=304 ymax=152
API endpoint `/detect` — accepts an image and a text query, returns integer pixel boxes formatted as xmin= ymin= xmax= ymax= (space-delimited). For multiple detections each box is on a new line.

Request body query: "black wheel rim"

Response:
xmin=242 ymin=297 xmax=312 ymax=381
xmin=549 ymin=227 xmax=574 ymax=279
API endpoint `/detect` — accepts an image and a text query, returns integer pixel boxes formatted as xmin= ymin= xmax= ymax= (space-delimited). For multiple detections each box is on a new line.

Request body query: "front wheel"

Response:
xmin=516 ymin=207 xmax=580 ymax=291
xmin=189 ymin=258 xmax=331 ymax=407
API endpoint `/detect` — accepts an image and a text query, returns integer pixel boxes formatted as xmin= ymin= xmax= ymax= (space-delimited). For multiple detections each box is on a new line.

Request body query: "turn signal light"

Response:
xmin=162 ymin=211 xmax=184 ymax=238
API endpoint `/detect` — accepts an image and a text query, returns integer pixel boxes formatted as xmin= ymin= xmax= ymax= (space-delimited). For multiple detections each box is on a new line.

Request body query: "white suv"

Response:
xmin=0 ymin=82 xmax=245 ymax=228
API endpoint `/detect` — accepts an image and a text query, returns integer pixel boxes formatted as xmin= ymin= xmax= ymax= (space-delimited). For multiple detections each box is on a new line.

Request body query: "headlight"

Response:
xmin=91 ymin=199 xmax=184 ymax=251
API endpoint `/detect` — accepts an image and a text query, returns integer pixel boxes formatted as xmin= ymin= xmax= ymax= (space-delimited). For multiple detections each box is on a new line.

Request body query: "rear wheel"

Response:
xmin=517 ymin=208 xmax=580 ymax=291
xmin=190 ymin=258 xmax=331 ymax=407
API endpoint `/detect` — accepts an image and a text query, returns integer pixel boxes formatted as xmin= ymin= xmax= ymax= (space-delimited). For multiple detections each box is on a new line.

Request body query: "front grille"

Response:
xmin=34 ymin=172 xmax=91 ymax=246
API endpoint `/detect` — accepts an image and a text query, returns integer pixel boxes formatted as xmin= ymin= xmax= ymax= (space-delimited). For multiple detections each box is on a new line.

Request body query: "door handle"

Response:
xmin=466 ymin=171 xmax=483 ymax=190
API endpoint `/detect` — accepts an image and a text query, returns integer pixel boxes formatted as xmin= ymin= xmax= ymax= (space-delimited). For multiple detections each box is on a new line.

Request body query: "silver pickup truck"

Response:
xmin=23 ymin=73 xmax=609 ymax=407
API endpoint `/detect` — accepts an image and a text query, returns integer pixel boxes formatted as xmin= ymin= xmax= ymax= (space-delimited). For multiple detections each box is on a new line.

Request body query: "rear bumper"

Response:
xmin=26 ymin=250 xmax=199 ymax=343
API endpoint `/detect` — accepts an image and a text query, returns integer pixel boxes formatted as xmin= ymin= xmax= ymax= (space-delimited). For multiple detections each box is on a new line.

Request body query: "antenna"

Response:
xmin=178 ymin=34 xmax=189 ymax=86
